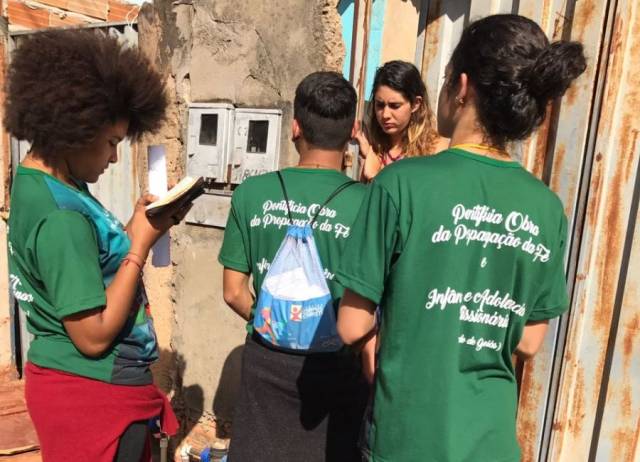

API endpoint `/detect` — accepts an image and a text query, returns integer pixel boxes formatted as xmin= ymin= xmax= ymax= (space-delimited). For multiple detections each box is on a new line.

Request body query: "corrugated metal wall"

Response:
xmin=415 ymin=1 xmax=640 ymax=460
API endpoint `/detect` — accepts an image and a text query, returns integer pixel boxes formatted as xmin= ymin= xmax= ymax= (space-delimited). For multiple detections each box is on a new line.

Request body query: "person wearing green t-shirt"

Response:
xmin=336 ymin=15 xmax=587 ymax=462
xmin=219 ymin=72 xmax=369 ymax=462
xmin=5 ymin=30 xmax=190 ymax=461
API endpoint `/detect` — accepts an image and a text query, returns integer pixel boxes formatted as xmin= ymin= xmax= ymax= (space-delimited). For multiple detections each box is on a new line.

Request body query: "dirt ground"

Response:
xmin=0 ymin=368 xmax=40 ymax=462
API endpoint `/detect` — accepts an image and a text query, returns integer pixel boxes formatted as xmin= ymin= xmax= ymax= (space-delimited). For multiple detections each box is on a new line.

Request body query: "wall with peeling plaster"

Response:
xmin=135 ymin=0 xmax=345 ymax=444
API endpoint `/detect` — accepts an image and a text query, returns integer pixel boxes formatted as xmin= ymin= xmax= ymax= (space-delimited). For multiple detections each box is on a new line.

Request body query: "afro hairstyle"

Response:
xmin=4 ymin=28 xmax=167 ymax=158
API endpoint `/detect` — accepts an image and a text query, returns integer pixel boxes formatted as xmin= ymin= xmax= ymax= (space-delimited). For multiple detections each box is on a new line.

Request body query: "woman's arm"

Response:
xmin=63 ymin=245 xmax=149 ymax=357
xmin=515 ymin=320 xmax=550 ymax=360
xmin=63 ymin=194 xmax=191 ymax=357
xmin=338 ymin=288 xmax=377 ymax=345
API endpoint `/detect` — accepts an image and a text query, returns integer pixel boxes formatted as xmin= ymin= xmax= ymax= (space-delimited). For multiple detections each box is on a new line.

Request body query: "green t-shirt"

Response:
xmin=8 ymin=166 xmax=158 ymax=385
xmin=336 ymin=149 xmax=569 ymax=462
xmin=218 ymin=167 xmax=367 ymax=333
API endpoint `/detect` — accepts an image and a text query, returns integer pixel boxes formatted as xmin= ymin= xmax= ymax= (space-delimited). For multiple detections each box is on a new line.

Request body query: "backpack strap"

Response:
xmin=276 ymin=171 xmax=294 ymax=224
xmin=277 ymin=171 xmax=357 ymax=226
xmin=309 ymin=180 xmax=358 ymax=226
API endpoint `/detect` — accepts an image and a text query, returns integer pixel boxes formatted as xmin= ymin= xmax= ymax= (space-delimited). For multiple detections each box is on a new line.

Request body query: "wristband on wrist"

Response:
xmin=127 ymin=251 xmax=146 ymax=265
xmin=122 ymin=257 xmax=143 ymax=272
xmin=122 ymin=251 xmax=145 ymax=271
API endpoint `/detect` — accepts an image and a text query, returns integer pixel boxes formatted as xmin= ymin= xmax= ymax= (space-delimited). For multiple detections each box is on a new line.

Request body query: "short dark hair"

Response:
xmin=448 ymin=14 xmax=586 ymax=144
xmin=4 ymin=29 xmax=167 ymax=159
xmin=293 ymin=71 xmax=356 ymax=150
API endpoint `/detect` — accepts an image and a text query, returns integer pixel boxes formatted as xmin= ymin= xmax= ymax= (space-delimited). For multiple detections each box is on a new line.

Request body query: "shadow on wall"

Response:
xmin=154 ymin=345 xmax=245 ymax=450
xmin=152 ymin=349 xmax=204 ymax=452
xmin=212 ymin=345 xmax=245 ymax=438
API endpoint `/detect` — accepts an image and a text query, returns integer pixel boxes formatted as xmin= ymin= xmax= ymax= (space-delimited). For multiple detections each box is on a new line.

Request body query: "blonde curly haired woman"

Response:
xmin=355 ymin=60 xmax=448 ymax=181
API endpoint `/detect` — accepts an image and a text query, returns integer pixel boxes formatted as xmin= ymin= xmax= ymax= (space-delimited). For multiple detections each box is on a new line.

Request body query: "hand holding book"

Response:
xmin=145 ymin=176 xmax=205 ymax=218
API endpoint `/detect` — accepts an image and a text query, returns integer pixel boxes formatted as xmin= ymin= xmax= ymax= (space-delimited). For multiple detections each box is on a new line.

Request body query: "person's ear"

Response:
xmin=291 ymin=118 xmax=302 ymax=141
xmin=411 ymin=96 xmax=423 ymax=113
xmin=455 ymin=73 xmax=468 ymax=106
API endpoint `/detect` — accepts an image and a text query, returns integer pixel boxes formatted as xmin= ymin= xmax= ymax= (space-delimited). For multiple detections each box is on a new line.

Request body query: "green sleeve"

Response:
xmin=529 ymin=214 xmax=570 ymax=321
xmin=33 ymin=210 xmax=106 ymax=319
xmin=336 ymin=181 xmax=400 ymax=305
xmin=219 ymin=192 xmax=250 ymax=273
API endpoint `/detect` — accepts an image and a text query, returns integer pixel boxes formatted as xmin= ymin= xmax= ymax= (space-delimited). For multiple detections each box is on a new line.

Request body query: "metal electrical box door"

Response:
xmin=187 ymin=103 xmax=234 ymax=182
xmin=229 ymin=108 xmax=282 ymax=184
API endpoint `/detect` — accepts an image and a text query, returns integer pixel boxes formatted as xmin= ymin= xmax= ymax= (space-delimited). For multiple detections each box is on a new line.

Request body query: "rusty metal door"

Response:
xmin=415 ymin=1 xmax=640 ymax=460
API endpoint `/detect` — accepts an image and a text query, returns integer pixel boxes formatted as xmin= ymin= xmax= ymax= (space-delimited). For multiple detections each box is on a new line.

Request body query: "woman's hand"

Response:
xmin=354 ymin=130 xmax=383 ymax=181
xmin=127 ymin=194 xmax=192 ymax=257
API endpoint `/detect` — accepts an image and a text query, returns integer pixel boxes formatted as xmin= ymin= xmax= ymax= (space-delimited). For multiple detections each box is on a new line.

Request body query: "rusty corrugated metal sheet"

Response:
xmin=38 ymin=0 xmax=108 ymax=20
xmin=549 ymin=0 xmax=640 ymax=459
xmin=7 ymin=1 xmax=49 ymax=29
xmin=415 ymin=0 xmax=639 ymax=460
xmin=595 ymin=200 xmax=640 ymax=461
xmin=516 ymin=1 xmax=612 ymax=460
xmin=107 ymin=0 xmax=138 ymax=23
xmin=48 ymin=12 xmax=94 ymax=27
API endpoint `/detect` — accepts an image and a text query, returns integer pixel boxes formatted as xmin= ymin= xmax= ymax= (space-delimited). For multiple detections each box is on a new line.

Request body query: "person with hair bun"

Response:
xmin=355 ymin=60 xmax=448 ymax=181
xmin=5 ymin=29 xmax=187 ymax=461
xmin=337 ymin=14 xmax=586 ymax=461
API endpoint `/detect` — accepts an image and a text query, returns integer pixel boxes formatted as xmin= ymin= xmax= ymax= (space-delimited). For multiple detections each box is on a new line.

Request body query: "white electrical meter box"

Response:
xmin=229 ymin=108 xmax=282 ymax=184
xmin=186 ymin=103 xmax=234 ymax=182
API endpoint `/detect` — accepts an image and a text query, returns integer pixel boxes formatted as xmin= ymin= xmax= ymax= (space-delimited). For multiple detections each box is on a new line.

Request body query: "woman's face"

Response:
xmin=374 ymin=85 xmax=417 ymax=138
xmin=67 ymin=119 xmax=129 ymax=183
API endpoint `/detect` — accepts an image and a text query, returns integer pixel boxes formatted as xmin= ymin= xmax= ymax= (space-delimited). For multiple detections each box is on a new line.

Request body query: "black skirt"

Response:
xmin=227 ymin=335 xmax=369 ymax=462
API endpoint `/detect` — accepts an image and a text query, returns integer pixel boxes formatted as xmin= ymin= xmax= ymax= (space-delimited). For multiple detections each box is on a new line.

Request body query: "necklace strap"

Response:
xmin=452 ymin=143 xmax=510 ymax=158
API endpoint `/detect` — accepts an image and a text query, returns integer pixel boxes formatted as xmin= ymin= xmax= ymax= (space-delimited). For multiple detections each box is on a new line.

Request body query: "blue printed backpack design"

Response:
xmin=253 ymin=172 xmax=356 ymax=353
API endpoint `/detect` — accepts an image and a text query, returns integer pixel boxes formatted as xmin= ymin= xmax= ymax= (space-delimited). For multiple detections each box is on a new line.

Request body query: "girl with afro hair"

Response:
xmin=5 ymin=29 xmax=189 ymax=461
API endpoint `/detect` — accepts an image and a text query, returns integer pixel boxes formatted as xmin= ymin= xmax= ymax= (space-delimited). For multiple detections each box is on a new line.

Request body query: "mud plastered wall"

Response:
xmin=136 ymin=0 xmax=344 ymax=442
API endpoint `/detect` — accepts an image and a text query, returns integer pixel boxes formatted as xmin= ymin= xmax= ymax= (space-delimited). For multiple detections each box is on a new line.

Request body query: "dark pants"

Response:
xmin=114 ymin=421 xmax=147 ymax=462
xmin=228 ymin=335 xmax=369 ymax=462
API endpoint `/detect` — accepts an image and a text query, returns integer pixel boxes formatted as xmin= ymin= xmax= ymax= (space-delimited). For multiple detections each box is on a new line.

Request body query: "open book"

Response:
xmin=145 ymin=176 xmax=205 ymax=218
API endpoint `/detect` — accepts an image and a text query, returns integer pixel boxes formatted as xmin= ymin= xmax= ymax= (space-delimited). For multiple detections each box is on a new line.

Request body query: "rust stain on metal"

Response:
xmin=633 ymin=414 xmax=640 ymax=460
xmin=421 ymin=0 xmax=442 ymax=71
xmin=602 ymin=15 xmax=624 ymax=120
xmin=586 ymin=151 xmax=603 ymax=230
xmin=539 ymin=0 xmax=551 ymax=35
xmin=591 ymin=166 xmax=622 ymax=340
xmin=567 ymin=363 xmax=586 ymax=435
xmin=516 ymin=364 xmax=544 ymax=462
xmin=622 ymin=313 xmax=639 ymax=366
xmin=610 ymin=408 xmax=639 ymax=462
xmin=616 ymin=120 xmax=640 ymax=185
xmin=528 ymin=105 xmax=553 ymax=179
xmin=572 ymin=0 xmax=597 ymax=42
xmin=552 ymin=420 xmax=565 ymax=432
xmin=550 ymin=143 xmax=566 ymax=195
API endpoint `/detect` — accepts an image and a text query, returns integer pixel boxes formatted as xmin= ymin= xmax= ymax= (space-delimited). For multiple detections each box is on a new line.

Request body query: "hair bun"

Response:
xmin=526 ymin=41 xmax=587 ymax=101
